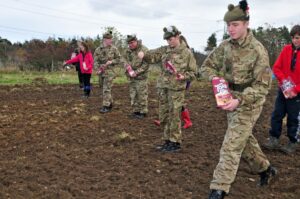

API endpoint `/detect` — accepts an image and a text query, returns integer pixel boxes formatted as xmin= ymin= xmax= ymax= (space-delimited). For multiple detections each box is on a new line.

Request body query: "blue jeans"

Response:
xmin=269 ymin=89 xmax=300 ymax=143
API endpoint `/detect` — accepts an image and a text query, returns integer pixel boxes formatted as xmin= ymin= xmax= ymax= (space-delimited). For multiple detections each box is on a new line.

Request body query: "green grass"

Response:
xmin=0 ymin=67 xmax=161 ymax=85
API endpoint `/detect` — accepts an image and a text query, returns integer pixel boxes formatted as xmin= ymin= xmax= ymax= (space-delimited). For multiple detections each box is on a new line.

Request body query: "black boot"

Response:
xmin=257 ymin=166 xmax=278 ymax=187
xmin=160 ymin=141 xmax=181 ymax=152
xmin=208 ymin=189 xmax=226 ymax=199
xmin=135 ymin=112 xmax=147 ymax=119
xmin=129 ymin=112 xmax=140 ymax=118
xmin=99 ymin=106 xmax=111 ymax=113
xmin=156 ymin=140 xmax=170 ymax=150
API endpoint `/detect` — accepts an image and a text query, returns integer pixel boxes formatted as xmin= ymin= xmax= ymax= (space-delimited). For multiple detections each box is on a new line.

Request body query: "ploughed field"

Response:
xmin=0 ymin=82 xmax=299 ymax=199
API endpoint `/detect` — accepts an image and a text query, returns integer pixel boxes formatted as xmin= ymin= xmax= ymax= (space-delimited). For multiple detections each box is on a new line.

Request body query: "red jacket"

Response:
xmin=273 ymin=44 xmax=300 ymax=93
xmin=66 ymin=51 xmax=93 ymax=74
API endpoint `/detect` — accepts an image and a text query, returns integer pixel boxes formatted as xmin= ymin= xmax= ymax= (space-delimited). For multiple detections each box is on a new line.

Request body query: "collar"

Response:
xmin=229 ymin=29 xmax=253 ymax=47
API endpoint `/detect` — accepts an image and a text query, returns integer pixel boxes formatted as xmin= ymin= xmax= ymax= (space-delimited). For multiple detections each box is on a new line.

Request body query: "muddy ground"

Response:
xmin=0 ymin=81 xmax=299 ymax=199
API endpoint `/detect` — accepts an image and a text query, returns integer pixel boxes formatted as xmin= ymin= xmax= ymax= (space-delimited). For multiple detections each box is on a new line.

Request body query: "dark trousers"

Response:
xmin=269 ymin=89 xmax=300 ymax=143
xmin=77 ymin=70 xmax=83 ymax=87
xmin=82 ymin=73 xmax=91 ymax=96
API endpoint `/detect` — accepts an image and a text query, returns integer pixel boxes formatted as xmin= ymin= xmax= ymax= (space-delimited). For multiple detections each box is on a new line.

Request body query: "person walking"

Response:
xmin=124 ymin=34 xmax=149 ymax=119
xmin=200 ymin=1 xmax=277 ymax=198
xmin=94 ymin=31 xmax=121 ymax=113
xmin=138 ymin=26 xmax=197 ymax=152
xmin=64 ymin=41 xmax=93 ymax=98
xmin=263 ymin=25 xmax=300 ymax=154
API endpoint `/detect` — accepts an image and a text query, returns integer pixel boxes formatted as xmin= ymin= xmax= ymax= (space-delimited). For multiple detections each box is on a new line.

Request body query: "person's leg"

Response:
xmin=129 ymin=80 xmax=138 ymax=117
xmin=210 ymin=106 xmax=266 ymax=194
xmin=281 ymin=94 xmax=300 ymax=153
xmin=168 ymin=90 xmax=185 ymax=144
xmin=136 ymin=80 xmax=148 ymax=116
xmin=269 ymin=89 xmax=287 ymax=139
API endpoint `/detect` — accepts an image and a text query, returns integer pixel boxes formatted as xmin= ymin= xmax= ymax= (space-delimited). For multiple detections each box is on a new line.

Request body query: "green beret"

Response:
xmin=163 ymin=26 xmax=181 ymax=40
xmin=126 ymin=34 xmax=137 ymax=43
xmin=103 ymin=31 xmax=113 ymax=39
xmin=224 ymin=0 xmax=250 ymax=23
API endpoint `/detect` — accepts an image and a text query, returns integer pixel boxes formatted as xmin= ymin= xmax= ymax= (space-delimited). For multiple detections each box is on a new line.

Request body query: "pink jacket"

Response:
xmin=66 ymin=51 xmax=93 ymax=74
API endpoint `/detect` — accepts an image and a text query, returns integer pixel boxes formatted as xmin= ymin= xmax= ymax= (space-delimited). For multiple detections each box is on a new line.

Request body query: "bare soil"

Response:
xmin=0 ymin=82 xmax=299 ymax=199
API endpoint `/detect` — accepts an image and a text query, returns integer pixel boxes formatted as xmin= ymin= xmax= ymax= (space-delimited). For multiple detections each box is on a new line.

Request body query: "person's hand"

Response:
xmin=83 ymin=62 xmax=88 ymax=71
xmin=284 ymin=89 xmax=297 ymax=99
xmin=176 ymin=73 xmax=185 ymax=81
xmin=138 ymin=51 xmax=144 ymax=59
xmin=106 ymin=60 xmax=112 ymax=65
xmin=221 ymin=99 xmax=239 ymax=111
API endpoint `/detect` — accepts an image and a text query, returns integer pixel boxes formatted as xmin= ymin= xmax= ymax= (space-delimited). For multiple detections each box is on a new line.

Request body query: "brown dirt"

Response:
xmin=0 ymin=82 xmax=299 ymax=199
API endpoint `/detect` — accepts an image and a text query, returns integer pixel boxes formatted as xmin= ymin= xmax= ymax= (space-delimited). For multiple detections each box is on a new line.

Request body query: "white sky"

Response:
xmin=0 ymin=0 xmax=299 ymax=52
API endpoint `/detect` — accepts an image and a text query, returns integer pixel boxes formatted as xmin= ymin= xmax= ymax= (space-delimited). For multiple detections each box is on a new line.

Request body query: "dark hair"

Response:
xmin=179 ymin=35 xmax=190 ymax=49
xmin=290 ymin=25 xmax=300 ymax=37
xmin=79 ymin=41 xmax=89 ymax=52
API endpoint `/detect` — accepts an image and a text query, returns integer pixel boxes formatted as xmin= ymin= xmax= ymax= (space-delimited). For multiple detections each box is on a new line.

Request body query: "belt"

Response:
xmin=229 ymin=82 xmax=252 ymax=92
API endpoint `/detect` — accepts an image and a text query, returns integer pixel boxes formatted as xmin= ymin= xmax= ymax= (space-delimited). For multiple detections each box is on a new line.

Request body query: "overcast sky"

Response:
xmin=1 ymin=0 xmax=299 ymax=52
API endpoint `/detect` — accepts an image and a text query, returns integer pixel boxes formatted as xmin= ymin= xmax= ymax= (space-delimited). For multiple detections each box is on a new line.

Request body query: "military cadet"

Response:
xmin=153 ymin=36 xmax=193 ymax=129
xmin=200 ymin=1 xmax=277 ymax=198
xmin=93 ymin=31 xmax=121 ymax=113
xmin=138 ymin=26 xmax=197 ymax=152
xmin=124 ymin=34 xmax=149 ymax=119
xmin=263 ymin=25 xmax=300 ymax=154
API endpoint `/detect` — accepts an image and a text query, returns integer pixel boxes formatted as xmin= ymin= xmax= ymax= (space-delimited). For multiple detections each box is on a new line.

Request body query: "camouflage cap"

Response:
xmin=163 ymin=26 xmax=181 ymax=40
xmin=126 ymin=34 xmax=137 ymax=43
xmin=103 ymin=31 xmax=113 ymax=39
xmin=224 ymin=0 xmax=250 ymax=23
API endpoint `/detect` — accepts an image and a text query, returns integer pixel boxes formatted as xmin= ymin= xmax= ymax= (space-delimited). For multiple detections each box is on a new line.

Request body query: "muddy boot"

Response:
xmin=129 ymin=112 xmax=140 ymax=119
xmin=208 ymin=189 xmax=226 ymax=199
xmin=135 ymin=113 xmax=146 ymax=119
xmin=99 ymin=106 xmax=111 ymax=113
xmin=156 ymin=140 xmax=170 ymax=150
xmin=280 ymin=141 xmax=297 ymax=154
xmin=181 ymin=108 xmax=192 ymax=129
xmin=153 ymin=120 xmax=161 ymax=126
xmin=263 ymin=136 xmax=280 ymax=150
xmin=257 ymin=166 xmax=278 ymax=187
xmin=160 ymin=141 xmax=181 ymax=152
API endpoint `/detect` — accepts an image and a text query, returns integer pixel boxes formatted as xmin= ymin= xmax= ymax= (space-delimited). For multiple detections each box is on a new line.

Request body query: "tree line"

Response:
xmin=0 ymin=25 xmax=292 ymax=71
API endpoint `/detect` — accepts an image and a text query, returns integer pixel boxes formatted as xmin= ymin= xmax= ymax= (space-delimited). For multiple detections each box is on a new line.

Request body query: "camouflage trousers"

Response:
xmin=210 ymin=105 xmax=270 ymax=193
xmin=99 ymin=74 xmax=114 ymax=107
xmin=129 ymin=79 xmax=148 ymax=114
xmin=159 ymin=88 xmax=185 ymax=143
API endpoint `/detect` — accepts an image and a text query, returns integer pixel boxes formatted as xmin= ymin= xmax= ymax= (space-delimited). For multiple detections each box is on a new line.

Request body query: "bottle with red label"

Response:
xmin=280 ymin=77 xmax=296 ymax=98
xmin=125 ymin=64 xmax=136 ymax=77
xmin=212 ymin=77 xmax=233 ymax=107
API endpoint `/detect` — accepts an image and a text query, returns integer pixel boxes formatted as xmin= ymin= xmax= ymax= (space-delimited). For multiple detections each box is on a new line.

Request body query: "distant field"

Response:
xmin=0 ymin=67 xmax=161 ymax=85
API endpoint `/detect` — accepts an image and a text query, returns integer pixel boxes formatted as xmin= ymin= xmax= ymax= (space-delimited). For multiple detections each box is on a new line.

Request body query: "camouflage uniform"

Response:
xmin=144 ymin=43 xmax=197 ymax=143
xmin=200 ymin=30 xmax=272 ymax=193
xmin=93 ymin=44 xmax=121 ymax=107
xmin=124 ymin=41 xmax=149 ymax=114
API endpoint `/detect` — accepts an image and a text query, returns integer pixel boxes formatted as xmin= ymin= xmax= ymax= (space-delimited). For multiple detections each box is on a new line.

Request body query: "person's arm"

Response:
xmin=272 ymin=47 xmax=287 ymax=84
xmin=134 ymin=47 xmax=149 ymax=76
xmin=234 ymin=44 xmax=272 ymax=106
xmin=142 ymin=46 xmax=167 ymax=64
xmin=86 ymin=52 xmax=94 ymax=70
xmin=181 ymin=50 xmax=197 ymax=81
xmin=93 ymin=47 xmax=101 ymax=69
xmin=200 ymin=42 xmax=225 ymax=81
xmin=65 ymin=54 xmax=80 ymax=65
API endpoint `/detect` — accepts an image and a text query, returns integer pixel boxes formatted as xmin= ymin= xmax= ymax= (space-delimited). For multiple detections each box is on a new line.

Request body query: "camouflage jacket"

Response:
xmin=200 ymin=30 xmax=272 ymax=107
xmin=124 ymin=41 xmax=149 ymax=81
xmin=144 ymin=43 xmax=197 ymax=91
xmin=93 ymin=44 xmax=121 ymax=76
